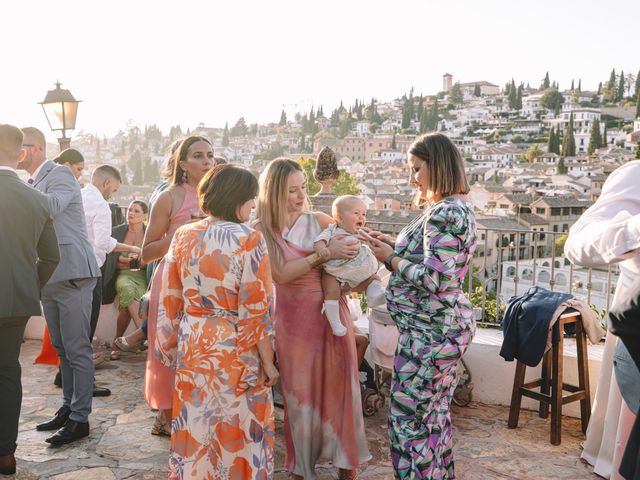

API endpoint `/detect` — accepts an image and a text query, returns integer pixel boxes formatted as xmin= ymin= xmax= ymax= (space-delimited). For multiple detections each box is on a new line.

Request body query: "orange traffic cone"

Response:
xmin=34 ymin=325 xmax=60 ymax=366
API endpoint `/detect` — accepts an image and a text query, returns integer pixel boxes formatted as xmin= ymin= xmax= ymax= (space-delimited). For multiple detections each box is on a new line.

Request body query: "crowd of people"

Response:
xmin=0 ymin=121 xmax=637 ymax=479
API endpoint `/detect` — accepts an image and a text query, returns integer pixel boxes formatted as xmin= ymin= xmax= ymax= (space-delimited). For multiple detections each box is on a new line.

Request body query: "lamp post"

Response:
xmin=39 ymin=81 xmax=81 ymax=151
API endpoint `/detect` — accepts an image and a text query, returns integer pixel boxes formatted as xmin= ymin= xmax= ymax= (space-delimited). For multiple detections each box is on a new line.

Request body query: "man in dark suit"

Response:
xmin=18 ymin=127 xmax=101 ymax=446
xmin=0 ymin=124 xmax=59 ymax=474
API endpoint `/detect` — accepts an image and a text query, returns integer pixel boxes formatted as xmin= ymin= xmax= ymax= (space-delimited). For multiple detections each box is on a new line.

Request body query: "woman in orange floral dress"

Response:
xmin=156 ymin=164 xmax=279 ymax=480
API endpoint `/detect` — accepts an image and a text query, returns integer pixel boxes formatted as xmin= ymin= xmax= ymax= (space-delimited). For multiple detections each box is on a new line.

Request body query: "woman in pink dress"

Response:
xmin=255 ymin=158 xmax=371 ymax=480
xmin=140 ymin=135 xmax=214 ymax=435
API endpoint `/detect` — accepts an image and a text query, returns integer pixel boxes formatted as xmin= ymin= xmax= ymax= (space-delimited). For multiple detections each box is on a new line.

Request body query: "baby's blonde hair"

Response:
xmin=332 ymin=195 xmax=366 ymax=220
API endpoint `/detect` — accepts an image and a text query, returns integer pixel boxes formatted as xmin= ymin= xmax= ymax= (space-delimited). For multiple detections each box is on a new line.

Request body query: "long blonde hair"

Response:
xmin=255 ymin=157 xmax=310 ymax=266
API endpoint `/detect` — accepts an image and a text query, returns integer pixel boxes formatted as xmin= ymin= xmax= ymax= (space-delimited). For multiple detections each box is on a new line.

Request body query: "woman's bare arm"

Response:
xmin=141 ymin=191 xmax=174 ymax=263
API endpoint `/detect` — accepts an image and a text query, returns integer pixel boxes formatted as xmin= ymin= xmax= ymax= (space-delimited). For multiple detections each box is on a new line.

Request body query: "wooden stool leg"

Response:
xmin=539 ymin=349 xmax=552 ymax=419
xmin=550 ymin=332 xmax=564 ymax=445
xmin=575 ymin=319 xmax=591 ymax=434
xmin=508 ymin=361 xmax=527 ymax=429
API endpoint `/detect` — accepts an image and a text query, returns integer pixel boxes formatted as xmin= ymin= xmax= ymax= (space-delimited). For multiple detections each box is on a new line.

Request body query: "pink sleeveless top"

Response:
xmin=169 ymin=183 xmax=200 ymax=229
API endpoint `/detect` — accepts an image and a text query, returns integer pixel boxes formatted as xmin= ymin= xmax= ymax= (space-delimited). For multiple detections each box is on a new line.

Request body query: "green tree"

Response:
xmin=547 ymin=126 xmax=555 ymax=153
xmin=143 ymin=156 xmax=159 ymax=183
xmin=587 ymin=118 xmax=602 ymax=155
xmin=230 ymin=117 xmax=248 ymax=137
xmin=131 ymin=153 xmax=143 ymax=185
xmin=522 ymin=143 xmax=541 ymax=162
xmin=541 ymin=89 xmax=564 ymax=114
xmin=508 ymin=79 xmax=517 ymax=109
xmin=391 ymin=133 xmax=397 ymax=150
xmin=571 ymin=79 xmax=575 ymax=91
xmin=561 ymin=113 xmax=576 ymax=157
xmin=636 ymin=94 xmax=640 ymax=119
xmin=419 ymin=108 xmax=427 ymax=133
xmin=474 ymin=84 xmax=481 ymax=97
xmin=635 ymin=141 xmax=640 ymax=160
xmin=618 ymin=70 xmax=626 ymax=101
xmin=334 ymin=169 xmax=360 ymax=196
xmin=603 ymin=125 xmax=608 ymax=146
xmin=297 ymin=157 xmax=321 ymax=195
xmin=516 ymin=84 xmax=523 ymax=110
xmin=578 ymin=79 xmax=582 ymax=92
xmin=542 ymin=71 xmax=550 ymax=89
xmin=279 ymin=110 xmax=287 ymax=126
xmin=450 ymin=82 xmax=463 ymax=106
xmin=555 ymin=233 xmax=568 ymax=256
xmin=222 ymin=122 xmax=229 ymax=147
xmin=557 ymin=157 xmax=567 ymax=174
xmin=555 ymin=128 xmax=561 ymax=153
xmin=120 ymin=163 xmax=128 ymax=185
xmin=606 ymin=68 xmax=617 ymax=103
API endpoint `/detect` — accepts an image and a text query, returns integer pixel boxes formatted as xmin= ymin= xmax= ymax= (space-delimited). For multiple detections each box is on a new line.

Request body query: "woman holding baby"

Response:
xmin=254 ymin=158 xmax=372 ymax=480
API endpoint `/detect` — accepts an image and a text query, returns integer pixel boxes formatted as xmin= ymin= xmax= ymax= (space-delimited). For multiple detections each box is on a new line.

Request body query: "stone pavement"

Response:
xmin=6 ymin=340 xmax=598 ymax=479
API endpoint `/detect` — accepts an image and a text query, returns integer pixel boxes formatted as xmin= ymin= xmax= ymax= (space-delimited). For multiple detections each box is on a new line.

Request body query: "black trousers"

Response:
xmin=89 ymin=275 xmax=103 ymax=343
xmin=0 ymin=316 xmax=29 ymax=455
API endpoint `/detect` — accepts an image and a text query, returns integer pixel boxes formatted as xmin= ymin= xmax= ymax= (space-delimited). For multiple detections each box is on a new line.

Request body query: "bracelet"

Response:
xmin=384 ymin=253 xmax=399 ymax=271
xmin=305 ymin=253 xmax=324 ymax=268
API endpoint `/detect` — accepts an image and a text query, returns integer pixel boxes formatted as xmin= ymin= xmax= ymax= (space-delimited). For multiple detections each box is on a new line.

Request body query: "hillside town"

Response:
xmin=61 ymin=70 xmax=639 ymax=307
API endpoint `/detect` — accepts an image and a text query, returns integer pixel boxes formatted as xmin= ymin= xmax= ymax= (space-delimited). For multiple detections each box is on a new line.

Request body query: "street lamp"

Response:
xmin=39 ymin=81 xmax=81 ymax=151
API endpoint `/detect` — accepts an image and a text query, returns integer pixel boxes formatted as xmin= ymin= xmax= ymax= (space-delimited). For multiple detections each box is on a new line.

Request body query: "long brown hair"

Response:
xmin=171 ymin=135 xmax=212 ymax=186
xmin=255 ymin=157 xmax=310 ymax=266
xmin=408 ymin=132 xmax=470 ymax=204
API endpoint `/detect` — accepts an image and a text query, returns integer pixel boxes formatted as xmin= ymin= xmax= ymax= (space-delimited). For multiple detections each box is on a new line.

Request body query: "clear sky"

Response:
xmin=2 ymin=0 xmax=638 ymax=142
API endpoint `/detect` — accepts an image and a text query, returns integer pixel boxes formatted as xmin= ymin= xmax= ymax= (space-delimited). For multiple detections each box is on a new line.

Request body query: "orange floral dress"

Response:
xmin=156 ymin=219 xmax=275 ymax=480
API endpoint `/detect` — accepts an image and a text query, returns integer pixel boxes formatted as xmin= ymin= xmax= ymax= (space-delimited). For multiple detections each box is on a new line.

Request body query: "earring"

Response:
xmin=182 ymin=170 xmax=188 ymax=182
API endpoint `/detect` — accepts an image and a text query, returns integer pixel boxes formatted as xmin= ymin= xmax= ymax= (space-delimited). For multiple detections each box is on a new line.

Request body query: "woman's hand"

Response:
xmin=359 ymin=227 xmax=395 ymax=246
xmin=261 ymin=362 xmax=279 ymax=387
xmin=365 ymin=236 xmax=395 ymax=262
xmin=327 ymin=235 xmax=360 ymax=260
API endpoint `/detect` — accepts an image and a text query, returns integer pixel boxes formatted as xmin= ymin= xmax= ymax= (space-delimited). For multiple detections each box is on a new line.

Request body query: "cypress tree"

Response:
xmin=603 ymin=125 xmax=608 ymax=146
xmin=636 ymin=70 xmax=640 ymax=98
xmin=597 ymin=82 xmax=603 ymax=95
xmin=279 ymin=110 xmax=287 ymax=126
xmin=508 ymin=79 xmax=517 ymax=109
xmin=578 ymin=79 xmax=582 ymax=92
xmin=618 ymin=70 xmax=625 ymax=101
xmin=607 ymin=69 xmax=617 ymax=103
xmin=543 ymin=72 xmax=550 ymax=89
xmin=557 ymin=157 xmax=567 ymax=174
xmin=391 ymin=134 xmax=397 ymax=150
xmin=474 ymin=84 xmax=481 ymax=97
xmin=516 ymin=84 xmax=523 ymax=110
xmin=554 ymin=127 xmax=561 ymax=154
xmin=635 ymin=141 xmax=640 ymax=160
xmin=222 ymin=122 xmax=229 ymax=147
xmin=547 ymin=127 xmax=555 ymax=153
xmin=588 ymin=118 xmax=602 ymax=155
xmin=419 ymin=108 xmax=427 ymax=133
xmin=571 ymin=79 xmax=575 ymax=91
xmin=636 ymin=94 xmax=640 ymax=119
xmin=562 ymin=113 xmax=576 ymax=157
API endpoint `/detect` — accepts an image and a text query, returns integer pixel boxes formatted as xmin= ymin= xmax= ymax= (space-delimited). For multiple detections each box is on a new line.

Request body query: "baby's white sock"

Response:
xmin=365 ymin=280 xmax=386 ymax=308
xmin=323 ymin=300 xmax=346 ymax=336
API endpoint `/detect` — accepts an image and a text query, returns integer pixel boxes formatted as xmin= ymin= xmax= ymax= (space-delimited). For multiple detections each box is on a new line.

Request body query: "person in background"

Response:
xmin=564 ymin=159 xmax=640 ymax=480
xmin=0 ymin=124 xmax=59 ymax=475
xmin=19 ymin=127 xmax=100 ymax=446
xmin=102 ymin=201 xmax=148 ymax=361
xmin=255 ymin=158 xmax=370 ymax=480
xmin=54 ymin=147 xmax=85 ymax=180
xmin=364 ymin=133 xmax=477 ymax=479
xmin=140 ymin=135 xmax=214 ymax=436
xmin=157 ymin=164 xmax=278 ymax=479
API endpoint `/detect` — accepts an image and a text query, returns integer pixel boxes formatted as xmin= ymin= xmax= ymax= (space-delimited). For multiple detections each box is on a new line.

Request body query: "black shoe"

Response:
xmin=36 ymin=406 xmax=71 ymax=431
xmin=92 ymin=385 xmax=111 ymax=397
xmin=0 ymin=453 xmax=16 ymax=475
xmin=45 ymin=419 xmax=89 ymax=446
xmin=54 ymin=370 xmax=62 ymax=388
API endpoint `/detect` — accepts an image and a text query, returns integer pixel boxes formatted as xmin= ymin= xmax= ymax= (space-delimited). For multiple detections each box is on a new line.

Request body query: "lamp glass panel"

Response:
xmin=42 ymin=102 xmax=65 ymax=131
xmin=63 ymin=102 xmax=78 ymax=130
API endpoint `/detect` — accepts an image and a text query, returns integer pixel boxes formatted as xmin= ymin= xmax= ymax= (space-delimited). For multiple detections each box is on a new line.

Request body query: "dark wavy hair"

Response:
xmin=199 ymin=164 xmax=258 ymax=223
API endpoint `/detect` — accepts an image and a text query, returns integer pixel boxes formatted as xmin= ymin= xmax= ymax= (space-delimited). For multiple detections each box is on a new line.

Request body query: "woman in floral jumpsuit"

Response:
xmin=366 ymin=133 xmax=477 ymax=479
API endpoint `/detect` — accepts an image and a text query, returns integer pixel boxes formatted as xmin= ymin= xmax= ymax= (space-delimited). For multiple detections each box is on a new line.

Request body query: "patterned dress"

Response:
xmin=156 ymin=219 xmax=275 ymax=480
xmin=275 ymin=212 xmax=371 ymax=479
xmin=386 ymin=197 xmax=477 ymax=480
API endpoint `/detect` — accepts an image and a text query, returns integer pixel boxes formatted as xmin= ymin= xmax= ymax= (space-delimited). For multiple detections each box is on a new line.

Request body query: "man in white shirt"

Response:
xmin=81 ymin=163 xmax=141 ymax=343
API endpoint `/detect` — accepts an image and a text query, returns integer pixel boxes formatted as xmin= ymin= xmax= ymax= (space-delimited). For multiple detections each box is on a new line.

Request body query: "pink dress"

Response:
xmin=275 ymin=212 xmax=370 ymax=479
xmin=144 ymin=183 xmax=199 ymax=410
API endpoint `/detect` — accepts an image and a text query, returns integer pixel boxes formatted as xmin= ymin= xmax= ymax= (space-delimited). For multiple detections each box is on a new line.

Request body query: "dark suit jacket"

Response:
xmin=0 ymin=169 xmax=60 ymax=318
xmin=32 ymin=160 xmax=99 ymax=283
xmin=102 ymin=222 xmax=146 ymax=304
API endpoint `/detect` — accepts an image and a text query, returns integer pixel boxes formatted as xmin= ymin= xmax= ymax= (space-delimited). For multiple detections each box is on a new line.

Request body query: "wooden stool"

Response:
xmin=507 ymin=311 xmax=591 ymax=445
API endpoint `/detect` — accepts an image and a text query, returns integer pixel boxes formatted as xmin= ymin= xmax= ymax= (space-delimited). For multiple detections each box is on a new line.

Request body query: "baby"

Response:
xmin=314 ymin=195 xmax=385 ymax=336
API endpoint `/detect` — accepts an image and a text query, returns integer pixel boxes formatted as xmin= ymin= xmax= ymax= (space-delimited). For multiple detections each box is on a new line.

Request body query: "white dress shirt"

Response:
xmin=29 ymin=161 xmax=46 ymax=183
xmin=81 ymin=183 xmax=117 ymax=267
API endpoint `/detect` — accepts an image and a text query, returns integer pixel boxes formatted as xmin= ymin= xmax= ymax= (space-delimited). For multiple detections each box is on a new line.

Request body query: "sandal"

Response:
xmin=150 ymin=411 xmax=171 ymax=437
xmin=113 ymin=336 xmax=143 ymax=353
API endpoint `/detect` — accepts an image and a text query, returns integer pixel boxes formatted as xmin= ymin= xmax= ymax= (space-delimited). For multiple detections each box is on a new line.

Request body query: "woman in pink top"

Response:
xmin=140 ymin=135 xmax=214 ymax=435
